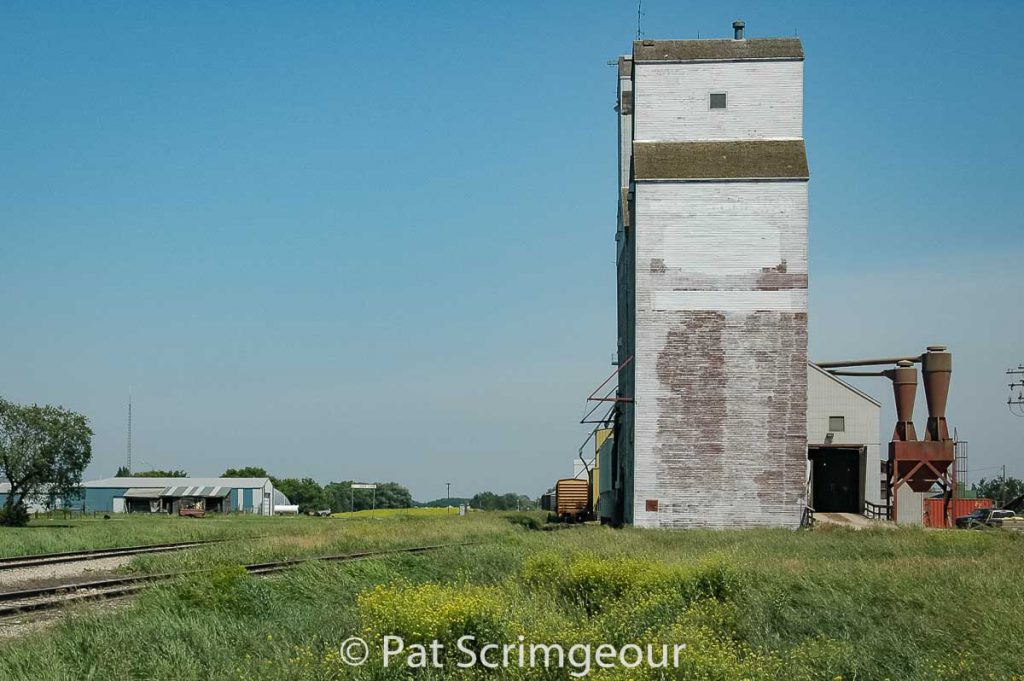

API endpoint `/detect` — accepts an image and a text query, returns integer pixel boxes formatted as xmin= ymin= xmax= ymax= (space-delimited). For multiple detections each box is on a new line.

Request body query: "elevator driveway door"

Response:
xmin=809 ymin=448 xmax=861 ymax=514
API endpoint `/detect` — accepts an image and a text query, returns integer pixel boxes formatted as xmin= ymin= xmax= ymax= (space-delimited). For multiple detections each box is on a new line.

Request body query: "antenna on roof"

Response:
xmin=636 ymin=0 xmax=644 ymax=40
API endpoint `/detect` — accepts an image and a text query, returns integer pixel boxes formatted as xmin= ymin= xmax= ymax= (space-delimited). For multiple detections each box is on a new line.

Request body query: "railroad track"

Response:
xmin=0 ymin=544 xmax=461 ymax=619
xmin=0 ymin=540 xmax=227 ymax=570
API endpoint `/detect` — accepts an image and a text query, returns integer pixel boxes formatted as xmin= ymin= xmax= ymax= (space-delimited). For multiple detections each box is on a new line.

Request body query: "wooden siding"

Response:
xmin=632 ymin=181 xmax=807 ymax=529
xmin=634 ymin=61 xmax=803 ymax=142
xmin=635 ymin=182 xmax=807 ymax=276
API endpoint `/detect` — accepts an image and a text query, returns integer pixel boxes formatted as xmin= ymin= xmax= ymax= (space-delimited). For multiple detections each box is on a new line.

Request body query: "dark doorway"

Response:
xmin=809 ymin=447 xmax=861 ymax=513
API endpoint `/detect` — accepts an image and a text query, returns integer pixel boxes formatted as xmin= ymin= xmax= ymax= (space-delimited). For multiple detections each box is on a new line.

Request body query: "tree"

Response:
xmin=319 ymin=481 xmax=414 ymax=513
xmin=223 ymin=467 xmax=269 ymax=478
xmin=131 ymin=469 xmax=188 ymax=478
xmin=274 ymin=477 xmax=326 ymax=514
xmin=323 ymin=481 xmax=353 ymax=513
xmin=469 ymin=491 xmax=536 ymax=511
xmin=0 ymin=398 xmax=92 ymax=527
xmin=375 ymin=482 xmax=413 ymax=509
xmin=974 ymin=476 xmax=1024 ymax=507
xmin=419 ymin=497 xmax=472 ymax=508
xmin=115 ymin=465 xmax=130 ymax=477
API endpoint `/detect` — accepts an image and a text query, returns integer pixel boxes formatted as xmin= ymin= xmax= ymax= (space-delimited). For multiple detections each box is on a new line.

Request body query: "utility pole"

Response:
xmin=446 ymin=482 xmax=452 ymax=514
xmin=126 ymin=393 xmax=132 ymax=474
xmin=1003 ymin=465 xmax=1008 ymax=508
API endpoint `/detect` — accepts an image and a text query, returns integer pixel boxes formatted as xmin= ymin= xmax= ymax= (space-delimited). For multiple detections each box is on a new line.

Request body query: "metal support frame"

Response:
xmin=581 ymin=355 xmax=634 ymax=424
xmin=888 ymin=455 xmax=955 ymax=527
xmin=586 ymin=355 xmax=634 ymax=403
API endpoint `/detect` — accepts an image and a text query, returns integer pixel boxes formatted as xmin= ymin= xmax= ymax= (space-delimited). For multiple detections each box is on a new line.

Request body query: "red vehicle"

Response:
xmin=177 ymin=500 xmax=206 ymax=518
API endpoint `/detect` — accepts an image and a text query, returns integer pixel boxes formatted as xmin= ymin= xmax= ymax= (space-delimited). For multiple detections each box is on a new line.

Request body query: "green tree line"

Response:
xmin=220 ymin=468 xmax=413 ymax=514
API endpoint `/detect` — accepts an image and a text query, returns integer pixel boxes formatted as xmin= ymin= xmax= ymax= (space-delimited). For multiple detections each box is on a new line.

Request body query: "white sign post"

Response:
xmin=351 ymin=483 xmax=377 ymax=518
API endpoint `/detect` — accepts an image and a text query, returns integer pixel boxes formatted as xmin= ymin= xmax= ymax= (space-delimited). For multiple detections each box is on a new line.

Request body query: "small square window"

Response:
xmin=828 ymin=416 xmax=845 ymax=433
xmin=710 ymin=92 xmax=727 ymax=109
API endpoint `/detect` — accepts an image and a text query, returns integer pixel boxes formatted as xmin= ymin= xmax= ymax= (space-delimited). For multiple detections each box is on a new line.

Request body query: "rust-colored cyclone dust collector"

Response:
xmin=888 ymin=347 xmax=955 ymax=493
xmin=885 ymin=360 xmax=918 ymax=442
xmin=922 ymin=346 xmax=952 ymax=442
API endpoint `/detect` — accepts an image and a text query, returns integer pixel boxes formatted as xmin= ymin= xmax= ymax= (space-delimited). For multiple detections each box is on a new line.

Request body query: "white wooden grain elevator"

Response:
xmin=604 ymin=23 xmax=809 ymax=528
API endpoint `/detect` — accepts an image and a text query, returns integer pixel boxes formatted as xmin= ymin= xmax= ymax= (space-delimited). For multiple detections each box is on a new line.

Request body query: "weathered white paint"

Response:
xmin=807 ymin=364 xmax=883 ymax=508
xmin=653 ymin=290 xmax=807 ymax=312
xmin=617 ymin=38 xmax=807 ymax=530
xmin=631 ymin=181 xmax=809 ymax=528
xmin=634 ymin=61 xmax=803 ymax=142
xmin=635 ymin=182 xmax=807 ymax=274
xmin=631 ymin=308 xmax=807 ymax=529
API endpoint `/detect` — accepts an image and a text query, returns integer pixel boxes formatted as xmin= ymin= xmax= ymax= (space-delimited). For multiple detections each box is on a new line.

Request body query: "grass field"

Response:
xmin=1 ymin=513 xmax=1023 ymax=680
xmin=331 ymin=507 xmax=457 ymax=519
xmin=0 ymin=514 xmax=297 ymax=558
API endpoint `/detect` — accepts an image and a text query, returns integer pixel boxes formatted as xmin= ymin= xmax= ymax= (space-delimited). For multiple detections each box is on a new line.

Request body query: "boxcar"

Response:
xmin=555 ymin=478 xmax=591 ymax=522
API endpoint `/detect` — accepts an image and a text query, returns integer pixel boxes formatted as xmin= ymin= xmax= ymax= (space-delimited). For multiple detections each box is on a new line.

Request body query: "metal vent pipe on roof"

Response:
xmin=733 ymin=21 xmax=745 ymax=40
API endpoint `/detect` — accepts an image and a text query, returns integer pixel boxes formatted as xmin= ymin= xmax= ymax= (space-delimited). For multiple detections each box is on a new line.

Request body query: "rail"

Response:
xmin=0 ymin=543 xmax=467 ymax=618
xmin=800 ymin=506 xmax=814 ymax=528
xmin=863 ymin=500 xmax=892 ymax=521
xmin=0 ymin=540 xmax=228 ymax=570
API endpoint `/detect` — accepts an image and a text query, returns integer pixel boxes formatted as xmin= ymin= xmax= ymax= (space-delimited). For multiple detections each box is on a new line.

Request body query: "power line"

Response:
xmin=1008 ymin=365 xmax=1024 ymax=417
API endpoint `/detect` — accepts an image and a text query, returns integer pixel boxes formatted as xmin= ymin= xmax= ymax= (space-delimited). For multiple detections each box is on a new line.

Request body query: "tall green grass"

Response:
xmin=0 ymin=515 xmax=1021 ymax=680
xmin=0 ymin=514 xmax=305 ymax=558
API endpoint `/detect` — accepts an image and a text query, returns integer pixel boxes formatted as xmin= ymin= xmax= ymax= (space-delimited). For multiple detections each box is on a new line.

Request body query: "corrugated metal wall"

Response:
xmin=807 ymin=365 xmax=883 ymax=507
xmin=924 ymin=497 xmax=992 ymax=528
xmin=896 ymin=485 xmax=925 ymax=525
xmin=84 ymin=487 xmax=129 ymax=512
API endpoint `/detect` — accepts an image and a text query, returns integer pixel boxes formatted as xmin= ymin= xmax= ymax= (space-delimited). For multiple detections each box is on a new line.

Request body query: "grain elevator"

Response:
xmin=604 ymin=23 xmax=809 ymax=528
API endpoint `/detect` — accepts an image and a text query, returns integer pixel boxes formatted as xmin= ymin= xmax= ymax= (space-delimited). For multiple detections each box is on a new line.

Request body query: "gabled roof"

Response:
xmin=809 ymin=363 xmax=883 ymax=407
xmin=84 ymin=477 xmax=270 ymax=489
xmin=633 ymin=38 xmax=803 ymax=63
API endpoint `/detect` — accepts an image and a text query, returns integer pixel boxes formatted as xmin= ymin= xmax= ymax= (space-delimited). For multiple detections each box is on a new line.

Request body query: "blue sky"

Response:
xmin=1 ymin=2 xmax=1021 ymax=500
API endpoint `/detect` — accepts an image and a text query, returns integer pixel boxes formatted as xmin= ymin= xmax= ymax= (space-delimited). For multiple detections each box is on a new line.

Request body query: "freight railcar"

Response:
xmin=555 ymin=478 xmax=592 ymax=522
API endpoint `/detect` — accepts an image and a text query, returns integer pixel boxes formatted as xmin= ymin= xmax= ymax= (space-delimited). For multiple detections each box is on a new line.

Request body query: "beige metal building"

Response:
xmin=806 ymin=364 xmax=882 ymax=515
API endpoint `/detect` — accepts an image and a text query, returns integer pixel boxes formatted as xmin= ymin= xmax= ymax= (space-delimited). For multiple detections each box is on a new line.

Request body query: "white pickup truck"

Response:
xmin=957 ymin=508 xmax=1024 ymax=531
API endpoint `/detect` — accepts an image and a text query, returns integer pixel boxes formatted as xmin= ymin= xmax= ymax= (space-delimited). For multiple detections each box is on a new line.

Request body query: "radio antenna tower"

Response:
xmin=1008 ymin=365 xmax=1024 ymax=417
xmin=126 ymin=392 xmax=133 ymax=473
xmin=636 ymin=0 xmax=644 ymax=39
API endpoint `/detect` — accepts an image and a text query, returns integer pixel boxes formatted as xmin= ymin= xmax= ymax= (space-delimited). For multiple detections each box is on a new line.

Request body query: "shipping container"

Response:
xmin=923 ymin=497 xmax=993 ymax=528
xmin=555 ymin=478 xmax=591 ymax=521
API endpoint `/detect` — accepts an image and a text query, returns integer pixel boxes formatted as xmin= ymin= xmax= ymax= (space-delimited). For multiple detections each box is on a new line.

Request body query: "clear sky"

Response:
xmin=2 ymin=2 xmax=1022 ymax=501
